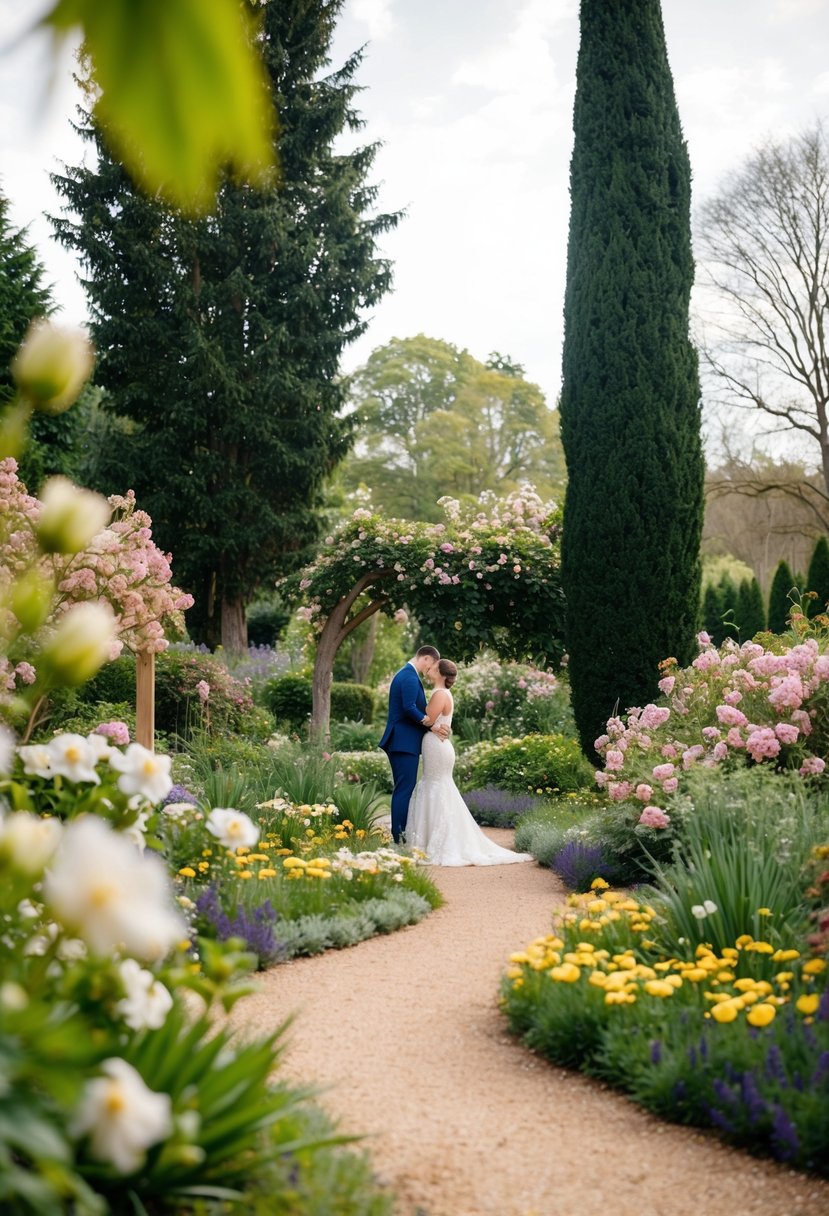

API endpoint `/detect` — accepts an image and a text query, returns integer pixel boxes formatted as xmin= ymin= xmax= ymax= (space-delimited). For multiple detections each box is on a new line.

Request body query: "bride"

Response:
xmin=405 ymin=659 xmax=534 ymax=866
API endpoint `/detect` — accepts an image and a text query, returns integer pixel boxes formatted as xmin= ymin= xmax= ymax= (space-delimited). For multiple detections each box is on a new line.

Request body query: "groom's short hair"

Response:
xmin=415 ymin=645 xmax=440 ymax=660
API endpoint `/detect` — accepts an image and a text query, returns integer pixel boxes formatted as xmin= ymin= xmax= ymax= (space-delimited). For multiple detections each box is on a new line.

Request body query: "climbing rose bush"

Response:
xmin=0 ymin=459 xmax=193 ymax=704
xmin=594 ymin=624 xmax=829 ymax=821
xmin=286 ymin=487 xmax=565 ymax=663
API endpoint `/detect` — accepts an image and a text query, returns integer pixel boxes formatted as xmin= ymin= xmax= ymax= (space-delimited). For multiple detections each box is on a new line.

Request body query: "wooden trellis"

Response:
xmin=135 ymin=650 xmax=155 ymax=749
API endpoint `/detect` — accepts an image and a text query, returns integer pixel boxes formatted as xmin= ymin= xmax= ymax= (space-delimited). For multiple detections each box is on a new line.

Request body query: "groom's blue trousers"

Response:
xmin=388 ymin=751 xmax=420 ymax=843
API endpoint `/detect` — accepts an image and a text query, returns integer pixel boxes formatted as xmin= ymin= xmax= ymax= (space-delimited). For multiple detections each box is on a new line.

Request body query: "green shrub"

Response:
xmin=462 ymin=733 xmax=594 ymax=795
xmin=36 ymin=699 xmax=137 ymax=742
xmin=329 ymin=718 xmax=378 ymax=752
xmin=513 ymin=792 xmax=608 ymax=866
xmin=330 ymin=682 xmax=374 ymax=724
xmin=262 ymin=673 xmax=312 ymax=729
xmin=330 ymin=751 xmax=393 ymax=793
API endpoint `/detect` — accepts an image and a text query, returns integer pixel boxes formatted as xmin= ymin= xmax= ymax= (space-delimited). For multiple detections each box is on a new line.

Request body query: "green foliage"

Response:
xmin=328 ymin=719 xmax=378 ymax=752
xmin=460 ymin=734 xmax=594 ymax=796
xmin=52 ymin=0 xmax=400 ymax=646
xmin=805 ymin=535 xmax=829 ymax=617
xmin=767 ymin=559 xmax=797 ymax=633
xmin=262 ymin=673 xmax=313 ymax=730
xmin=709 ymin=575 xmax=739 ymax=646
xmin=559 ymin=0 xmax=704 ymax=756
xmin=512 ymin=792 xmax=610 ymax=866
xmin=331 ymin=683 xmax=375 ymax=725
xmin=736 ymin=576 xmax=766 ymax=638
xmin=642 ymin=770 xmax=829 ymax=955
xmin=42 ymin=0 xmax=275 ymax=214
xmin=449 ymin=655 xmax=576 ymax=741
xmin=329 ymin=751 xmax=393 ymax=793
xmin=342 ymin=334 xmax=565 ymax=519
xmin=702 ymin=581 xmax=722 ymax=642
xmin=330 ymin=781 xmax=387 ymax=834
xmin=245 ymin=596 xmax=291 ymax=647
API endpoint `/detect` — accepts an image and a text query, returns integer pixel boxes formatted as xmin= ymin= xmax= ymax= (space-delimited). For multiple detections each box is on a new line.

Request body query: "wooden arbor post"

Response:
xmin=135 ymin=650 xmax=155 ymax=750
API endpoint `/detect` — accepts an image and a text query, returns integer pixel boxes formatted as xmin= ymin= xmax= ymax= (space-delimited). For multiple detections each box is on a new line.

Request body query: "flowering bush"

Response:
xmin=593 ymin=624 xmax=829 ymax=832
xmin=458 ymin=733 xmax=594 ymax=795
xmin=448 ymin=652 xmax=574 ymax=740
xmin=502 ymin=882 xmax=829 ymax=1172
xmin=285 ymin=487 xmax=565 ymax=664
xmin=0 ymin=460 xmax=193 ymax=721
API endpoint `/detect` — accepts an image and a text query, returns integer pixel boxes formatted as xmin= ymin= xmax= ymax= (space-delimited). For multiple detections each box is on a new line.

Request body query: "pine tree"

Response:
xmin=716 ymin=576 xmax=739 ymax=644
xmin=767 ymin=559 xmax=796 ymax=633
xmin=805 ymin=535 xmax=829 ymax=618
xmin=559 ymin=0 xmax=703 ymax=754
xmin=737 ymin=576 xmax=765 ymax=639
xmin=702 ymin=582 xmax=722 ymax=643
xmin=52 ymin=1 xmax=398 ymax=649
xmin=0 ymin=192 xmax=84 ymax=490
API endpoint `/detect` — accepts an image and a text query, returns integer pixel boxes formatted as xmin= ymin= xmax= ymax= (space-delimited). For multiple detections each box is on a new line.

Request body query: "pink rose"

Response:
xmin=800 ymin=756 xmax=826 ymax=776
xmin=605 ymin=749 xmax=625 ymax=772
xmin=697 ymin=630 xmax=712 ymax=646
xmin=639 ymin=704 xmax=670 ymax=730
xmin=196 ymin=680 xmax=210 ymax=703
xmin=701 ymin=726 xmax=722 ymax=742
xmin=661 ymin=744 xmax=678 ymax=760
xmin=95 ymin=720 xmax=130 ymax=746
xmin=745 ymin=727 xmax=781 ymax=763
xmin=657 ymin=675 xmax=676 ymax=696
xmin=662 ymin=777 xmax=679 ymax=794
xmin=594 ymin=770 xmax=609 ymax=788
xmin=652 ymin=763 xmax=675 ymax=781
xmin=638 ymin=806 xmax=671 ymax=829
xmin=485 ymin=700 xmax=495 ymax=711
xmin=726 ymin=727 xmax=745 ymax=749
xmin=682 ymin=745 xmax=705 ymax=769
xmin=774 ymin=722 xmax=799 ymax=745
xmin=608 ymin=781 xmax=633 ymax=802
xmin=712 ymin=741 xmax=728 ymax=761
xmin=716 ymin=704 xmax=748 ymax=727
xmin=635 ymin=783 xmax=653 ymax=803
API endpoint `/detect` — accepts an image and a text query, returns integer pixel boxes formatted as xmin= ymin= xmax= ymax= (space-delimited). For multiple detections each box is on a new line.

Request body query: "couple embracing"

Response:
xmin=378 ymin=645 xmax=532 ymax=867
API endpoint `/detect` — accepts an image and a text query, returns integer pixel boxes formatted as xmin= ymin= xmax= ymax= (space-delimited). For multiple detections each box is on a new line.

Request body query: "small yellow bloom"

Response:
xmin=590 ymin=877 xmax=609 ymax=890
xmin=756 ymin=907 xmax=773 ymax=916
xmin=773 ymin=972 xmax=794 ymax=985
xmin=716 ymin=971 xmax=735 ymax=982
xmin=711 ymin=1001 xmax=740 ymax=1024
xmin=604 ymin=991 xmax=632 ymax=1005
xmin=744 ymin=941 xmax=774 ymax=955
xmin=238 ymin=870 xmax=253 ymax=879
xmin=796 ymin=994 xmax=820 ymax=1016
xmin=178 ymin=867 xmax=196 ymax=878
xmin=802 ymin=958 xmax=826 ymax=976
xmin=643 ymin=980 xmax=675 ymax=998
xmin=771 ymin=948 xmax=800 ymax=962
xmin=733 ymin=978 xmax=758 ymax=992
xmin=735 ymin=934 xmax=754 ymax=949
xmin=550 ymin=963 xmax=581 ymax=983
xmin=258 ymin=868 xmax=277 ymax=879
xmin=684 ymin=968 xmax=709 ymax=982
xmin=746 ymin=1003 xmax=776 ymax=1027
xmin=588 ymin=970 xmax=608 ymax=987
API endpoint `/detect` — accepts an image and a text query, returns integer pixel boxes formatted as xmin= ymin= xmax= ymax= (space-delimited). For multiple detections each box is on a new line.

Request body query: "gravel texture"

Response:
xmin=231 ymin=829 xmax=829 ymax=1216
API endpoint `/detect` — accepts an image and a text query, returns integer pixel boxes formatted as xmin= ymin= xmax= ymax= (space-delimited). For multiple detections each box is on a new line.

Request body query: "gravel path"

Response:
xmin=231 ymin=829 xmax=829 ymax=1216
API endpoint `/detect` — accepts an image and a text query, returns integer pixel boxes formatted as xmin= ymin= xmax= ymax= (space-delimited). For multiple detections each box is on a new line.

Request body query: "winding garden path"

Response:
xmin=231 ymin=829 xmax=829 ymax=1216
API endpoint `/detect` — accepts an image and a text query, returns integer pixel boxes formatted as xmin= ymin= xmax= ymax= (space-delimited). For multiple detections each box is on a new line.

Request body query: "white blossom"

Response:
xmin=0 ymin=812 xmax=62 ymax=874
xmin=44 ymin=816 xmax=185 ymax=960
xmin=116 ymin=959 xmax=173 ymax=1030
xmin=109 ymin=743 xmax=173 ymax=804
xmin=205 ymin=807 xmax=259 ymax=850
xmin=18 ymin=742 xmax=55 ymax=778
xmin=45 ymin=734 xmax=100 ymax=784
xmin=71 ymin=1058 xmax=172 ymax=1174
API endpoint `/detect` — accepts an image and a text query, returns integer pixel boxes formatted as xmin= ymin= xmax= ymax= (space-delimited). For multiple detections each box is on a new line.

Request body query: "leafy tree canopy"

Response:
xmin=342 ymin=335 xmax=565 ymax=521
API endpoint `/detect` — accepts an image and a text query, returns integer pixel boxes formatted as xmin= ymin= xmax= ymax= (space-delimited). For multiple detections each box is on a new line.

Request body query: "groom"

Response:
xmin=379 ymin=645 xmax=446 ymax=843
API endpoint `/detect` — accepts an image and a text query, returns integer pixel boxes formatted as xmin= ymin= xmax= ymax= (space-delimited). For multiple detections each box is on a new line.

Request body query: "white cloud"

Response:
xmin=351 ymin=0 xmax=395 ymax=41
xmin=813 ymin=70 xmax=829 ymax=93
xmin=766 ymin=0 xmax=827 ymax=24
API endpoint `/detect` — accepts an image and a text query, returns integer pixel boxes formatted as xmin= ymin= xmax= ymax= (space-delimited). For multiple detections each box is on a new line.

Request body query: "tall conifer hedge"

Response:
xmin=767 ymin=559 xmax=796 ymax=633
xmin=560 ymin=0 xmax=704 ymax=755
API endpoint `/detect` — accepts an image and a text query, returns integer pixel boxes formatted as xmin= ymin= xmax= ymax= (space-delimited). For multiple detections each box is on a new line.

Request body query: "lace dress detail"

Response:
xmin=405 ymin=695 xmax=533 ymax=867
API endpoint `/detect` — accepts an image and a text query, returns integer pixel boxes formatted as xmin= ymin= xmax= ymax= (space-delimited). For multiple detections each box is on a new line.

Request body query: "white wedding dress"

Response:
xmin=405 ymin=694 xmax=534 ymax=867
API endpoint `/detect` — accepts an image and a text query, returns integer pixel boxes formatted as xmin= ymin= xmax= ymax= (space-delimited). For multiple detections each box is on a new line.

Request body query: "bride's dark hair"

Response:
xmin=438 ymin=658 xmax=457 ymax=688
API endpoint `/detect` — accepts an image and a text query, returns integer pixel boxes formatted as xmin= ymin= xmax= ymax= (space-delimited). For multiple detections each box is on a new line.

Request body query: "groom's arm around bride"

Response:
xmin=378 ymin=645 xmax=440 ymax=843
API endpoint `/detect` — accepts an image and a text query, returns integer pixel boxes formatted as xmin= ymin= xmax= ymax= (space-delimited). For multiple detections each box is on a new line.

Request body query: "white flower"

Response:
xmin=11 ymin=319 xmax=94 ymax=414
xmin=703 ymin=899 xmax=718 ymax=915
xmin=41 ymin=602 xmax=117 ymax=686
xmin=691 ymin=905 xmax=707 ymax=919
xmin=57 ymin=937 xmax=87 ymax=962
xmin=0 ymin=812 xmax=62 ymax=874
xmin=0 ymin=725 xmax=15 ymax=775
xmin=162 ymin=802 xmax=195 ymax=820
xmin=86 ymin=732 xmax=115 ymax=764
xmin=116 ymin=959 xmax=173 ymax=1031
xmin=43 ymin=816 xmax=185 ymax=961
xmin=37 ymin=476 xmax=111 ymax=555
xmin=71 ymin=1058 xmax=172 ymax=1174
xmin=109 ymin=743 xmax=173 ymax=804
xmin=123 ymin=809 xmax=150 ymax=852
xmin=205 ymin=807 xmax=259 ymax=850
xmin=18 ymin=743 xmax=54 ymax=778
xmin=45 ymin=734 xmax=100 ymax=784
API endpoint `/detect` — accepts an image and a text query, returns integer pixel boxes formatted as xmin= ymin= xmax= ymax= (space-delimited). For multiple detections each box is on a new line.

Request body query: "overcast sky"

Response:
xmin=1 ymin=0 xmax=827 ymax=415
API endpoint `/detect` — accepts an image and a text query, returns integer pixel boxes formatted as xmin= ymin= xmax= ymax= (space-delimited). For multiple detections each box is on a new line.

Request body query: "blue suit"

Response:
xmin=379 ymin=663 xmax=428 ymax=842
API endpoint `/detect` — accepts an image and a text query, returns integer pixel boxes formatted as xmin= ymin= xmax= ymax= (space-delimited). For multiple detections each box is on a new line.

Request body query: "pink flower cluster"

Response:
xmin=594 ymin=630 xmax=829 ymax=807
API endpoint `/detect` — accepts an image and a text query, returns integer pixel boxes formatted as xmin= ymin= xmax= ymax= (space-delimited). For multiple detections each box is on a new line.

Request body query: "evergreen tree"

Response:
xmin=702 ymin=581 xmax=722 ymax=643
xmin=805 ymin=535 xmax=829 ymax=618
xmin=559 ymin=0 xmax=703 ymax=755
xmin=716 ymin=575 xmax=739 ymax=644
xmin=737 ymin=576 xmax=765 ymax=639
xmin=0 ymin=192 xmax=84 ymax=490
xmin=52 ymin=1 xmax=398 ymax=649
xmin=767 ymin=559 xmax=796 ymax=633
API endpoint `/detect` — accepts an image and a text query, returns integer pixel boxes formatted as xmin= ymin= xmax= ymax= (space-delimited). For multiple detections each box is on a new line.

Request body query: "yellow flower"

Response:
xmin=197 ymin=861 xmax=209 ymax=872
xmin=716 ymin=971 xmax=735 ymax=982
xmin=588 ymin=970 xmax=608 ymax=988
xmin=796 ymin=994 xmax=820 ymax=1016
xmin=604 ymin=991 xmax=635 ymax=1006
xmin=282 ymin=857 xmax=306 ymax=868
xmin=549 ymin=963 xmax=580 ymax=983
xmin=711 ymin=1001 xmax=740 ymax=1024
xmin=771 ymin=948 xmax=800 ymax=962
xmin=733 ymin=978 xmax=758 ymax=992
xmin=178 ymin=867 xmax=196 ymax=878
xmin=643 ymin=980 xmax=675 ymax=998
xmin=744 ymin=941 xmax=774 ymax=954
xmin=773 ymin=971 xmax=794 ymax=985
xmin=590 ymin=877 xmax=609 ymax=890
xmin=756 ymin=907 xmax=773 ymax=916
xmin=258 ymin=868 xmax=277 ymax=879
xmin=735 ymin=934 xmax=754 ymax=948
xmin=802 ymin=959 xmax=826 ymax=976
xmin=746 ymin=1003 xmax=776 ymax=1027
xmin=684 ymin=968 xmax=709 ymax=982
xmin=238 ymin=870 xmax=253 ymax=879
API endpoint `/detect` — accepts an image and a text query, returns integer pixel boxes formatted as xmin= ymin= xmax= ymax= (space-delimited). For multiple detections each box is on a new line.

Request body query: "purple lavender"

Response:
xmin=739 ymin=1071 xmax=767 ymax=1127
xmin=163 ymin=783 xmax=198 ymax=806
xmin=550 ymin=840 xmax=619 ymax=891
xmin=649 ymin=1039 xmax=662 ymax=1065
xmin=463 ymin=786 xmax=542 ymax=827
xmin=195 ymin=886 xmax=282 ymax=963
xmin=770 ymin=1105 xmax=800 ymax=1161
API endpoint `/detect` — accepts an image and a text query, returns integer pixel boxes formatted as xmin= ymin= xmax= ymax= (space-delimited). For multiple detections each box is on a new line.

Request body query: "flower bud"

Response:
xmin=11 ymin=320 xmax=94 ymax=414
xmin=41 ymin=602 xmax=117 ymax=686
xmin=10 ymin=568 xmax=55 ymax=632
xmin=37 ymin=477 xmax=110 ymax=555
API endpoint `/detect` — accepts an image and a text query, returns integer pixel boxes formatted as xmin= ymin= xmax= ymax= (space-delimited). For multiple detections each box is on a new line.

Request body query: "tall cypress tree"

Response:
xmin=805 ymin=535 xmax=829 ymax=618
xmin=0 ymin=192 xmax=84 ymax=490
xmin=52 ymin=1 xmax=398 ymax=649
xmin=737 ymin=576 xmax=765 ymax=639
xmin=768 ymin=559 xmax=796 ymax=632
xmin=702 ymin=581 xmax=722 ymax=642
xmin=559 ymin=0 xmax=703 ymax=754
